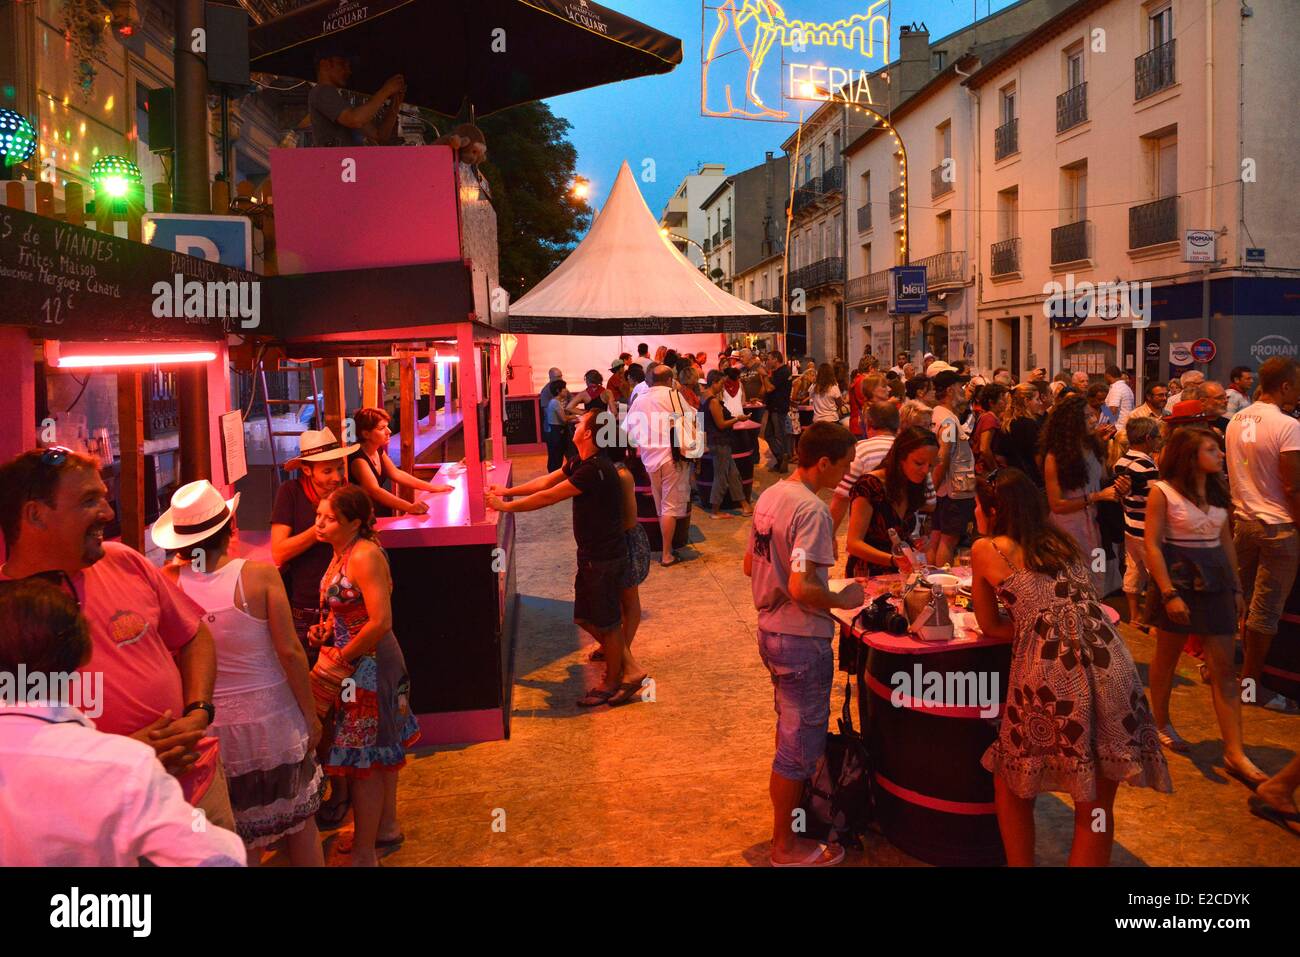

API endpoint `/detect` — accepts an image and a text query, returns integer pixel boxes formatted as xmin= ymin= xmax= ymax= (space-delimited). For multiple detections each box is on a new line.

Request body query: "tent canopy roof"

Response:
xmin=509 ymin=162 xmax=779 ymax=336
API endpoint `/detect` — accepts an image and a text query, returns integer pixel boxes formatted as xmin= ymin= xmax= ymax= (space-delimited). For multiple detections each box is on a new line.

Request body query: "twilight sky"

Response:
xmin=544 ymin=0 xmax=1022 ymax=218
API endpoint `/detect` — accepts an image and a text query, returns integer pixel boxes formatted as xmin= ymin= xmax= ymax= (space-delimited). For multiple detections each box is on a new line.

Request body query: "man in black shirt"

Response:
xmin=487 ymin=409 xmax=646 ymax=708
xmin=272 ymin=428 xmax=358 ymax=661
xmin=760 ymin=351 xmax=793 ymax=473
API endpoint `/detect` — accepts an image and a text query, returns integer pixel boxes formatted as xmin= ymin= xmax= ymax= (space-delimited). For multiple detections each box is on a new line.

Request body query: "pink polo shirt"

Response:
xmin=1 ymin=542 xmax=218 ymax=802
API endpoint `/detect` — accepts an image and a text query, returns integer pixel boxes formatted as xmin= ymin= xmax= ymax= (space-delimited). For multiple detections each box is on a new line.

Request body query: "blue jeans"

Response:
xmin=757 ymin=629 xmax=834 ymax=781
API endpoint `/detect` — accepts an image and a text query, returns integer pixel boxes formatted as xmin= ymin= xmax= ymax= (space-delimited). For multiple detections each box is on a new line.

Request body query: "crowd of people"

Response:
xmin=0 ymin=406 xmax=441 ymax=866
xmin=0 ymin=343 xmax=1295 ymax=868
xmin=746 ymin=349 xmax=1300 ymax=865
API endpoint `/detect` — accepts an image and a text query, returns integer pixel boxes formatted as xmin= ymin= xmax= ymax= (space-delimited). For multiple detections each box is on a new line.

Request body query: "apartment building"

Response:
xmin=965 ymin=0 xmax=1300 ymax=387
xmin=1 ymin=0 xmax=282 ymax=204
xmin=659 ymin=163 xmax=728 ymax=269
xmin=713 ymin=153 xmax=790 ymax=316
xmin=777 ymin=0 xmax=1076 ymax=364
xmin=700 ymin=176 xmax=736 ymax=288
xmin=843 ymin=56 xmax=979 ymax=367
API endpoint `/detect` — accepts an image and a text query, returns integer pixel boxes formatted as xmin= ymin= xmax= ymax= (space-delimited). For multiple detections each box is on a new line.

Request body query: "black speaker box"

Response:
xmin=205 ymin=3 xmax=250 ymax=87
xmin=146 ymin=86 xmax=174 ymax=154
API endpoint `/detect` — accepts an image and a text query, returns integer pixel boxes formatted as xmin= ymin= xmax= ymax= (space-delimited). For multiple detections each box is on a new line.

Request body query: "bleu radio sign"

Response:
xmin=889 ymin=266 xmax=927 ymax=315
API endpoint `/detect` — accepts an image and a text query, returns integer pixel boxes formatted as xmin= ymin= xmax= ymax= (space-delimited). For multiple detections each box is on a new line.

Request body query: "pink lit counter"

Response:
xmin=377 ymin=460 xmax=518 ymax=746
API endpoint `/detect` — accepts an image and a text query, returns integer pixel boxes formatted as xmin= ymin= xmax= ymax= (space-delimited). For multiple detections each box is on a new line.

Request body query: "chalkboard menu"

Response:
xmin=509 ymin=313 xmax=781 ymax=336
xmin=1 ymin=205 xmax=256 ymax=340
xmin=504 ymin=395 xmax=540 ymax=446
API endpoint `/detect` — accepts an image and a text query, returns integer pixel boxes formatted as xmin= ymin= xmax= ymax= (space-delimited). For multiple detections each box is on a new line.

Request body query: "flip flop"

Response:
xmin=577 ymin=687 xmax=616 ymax=708
xmin=771 ymin=842 xmax=846 ymax=868
xmin=338 ymin=833 xmax=405 ymax=855
xmin=1157 ymin=724 xmax=1190 ymax=754
xmin=659 ymin=557 xmax=682 ymax=568
xmin=315 ymin=798 xmax=351 ymax=831
xmin=1224 ymin=763 xmax=1268 ymax=792
xmin=588 ymin=648 xmax=605 ymax=662
xmin=1249 ymin=798 xmax=1300 ymax=837
xmin=607 ymin=675 xmax=650 ymax=706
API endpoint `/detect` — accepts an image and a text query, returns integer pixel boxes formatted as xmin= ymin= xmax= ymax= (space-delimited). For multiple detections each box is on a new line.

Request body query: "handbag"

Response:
xmin=669 ymin=388 xmax=704 ymax=462
xmin=801 ymin=671 xmax=874 ymax=846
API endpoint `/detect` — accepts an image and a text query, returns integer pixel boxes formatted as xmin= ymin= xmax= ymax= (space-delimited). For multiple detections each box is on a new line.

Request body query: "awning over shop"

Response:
xmin=248 ymin=0 xmax=683 ymax=117
xmin=509 ymin=161 xmax=779 ymax=336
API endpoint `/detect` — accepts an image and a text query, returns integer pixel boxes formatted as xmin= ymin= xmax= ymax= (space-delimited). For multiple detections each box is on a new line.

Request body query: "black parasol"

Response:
xmin=248 ymin=0 xmax=682 ymax=117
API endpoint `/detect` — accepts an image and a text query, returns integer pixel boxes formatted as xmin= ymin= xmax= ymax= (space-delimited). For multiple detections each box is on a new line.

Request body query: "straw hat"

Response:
xmin=283 ymin=427 xmax=359 ymax=471
xmin=152 ymin=480 xmax=240 ymax=551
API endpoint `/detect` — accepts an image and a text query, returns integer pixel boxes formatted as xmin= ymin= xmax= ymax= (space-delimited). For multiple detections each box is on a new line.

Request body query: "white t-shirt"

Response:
xmin=1106 ymin=379 xmax=1135 ymax=426
xmin=634 ymin=355 xmax=654 ymax=373
xmin=811 ymin=385 xmax=842 ymax=422
xmin=628 ymin=380 xmax=650 ymax=407
xmin=626 ymin=385 xmax=682 ymax=474
xmin=749 ymin=479 xmax=837 ymax=638
xmin=1225 ymin=401 xmax=1300 ymax=525
xmin=834 ymin=433 xmax=896 ymax=498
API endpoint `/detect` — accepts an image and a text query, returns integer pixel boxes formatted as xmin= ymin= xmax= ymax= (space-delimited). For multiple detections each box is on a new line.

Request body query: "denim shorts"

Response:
xmin=757 ymin=629 xmax=834 ymax=781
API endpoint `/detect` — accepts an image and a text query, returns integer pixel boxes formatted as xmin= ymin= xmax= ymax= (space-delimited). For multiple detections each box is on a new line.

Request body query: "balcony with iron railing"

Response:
xmin=712 ymin=231 xmax=721 ymax=248
xmin=821 ymin=165 xmax=844 ymax=195
xmin=755 ymin=296 xmax=783 ymax=313
xmin=1051 ymin=220 xmax=1091 ymax=265
xmin=990 ymin=237 xmax=1021 ymax=277
xmin=703 ymin=237 xmax=712 ymax=253
xmin=722 ymin=220 xmax=732 ymax=240
xmin=1129 ymin=195 xmax=1178 ymax=250
xmin=787 ymin=257 xmax=844 ymax=293
xmin=1056 ymin=82 xmax=1087 ymax=133
xmin=856 ymin=203 xmax=872 ymax=233
xmin=994 ymin=117 xmax=1019 ymax=160
xmin=1135 ymin=39 xmax=1176 ymax=100
xmin=791 ymin=176 xmax=820 ymax=216
xmin=889 ymin=186 xmax=904 ymax=220
xmin=931 ymin=163 xmax=953 ymax=198
xmin=911 ymin=250 xmax=967 ymax=289
xmin=845 ymin=267 xmax=890 ymax=305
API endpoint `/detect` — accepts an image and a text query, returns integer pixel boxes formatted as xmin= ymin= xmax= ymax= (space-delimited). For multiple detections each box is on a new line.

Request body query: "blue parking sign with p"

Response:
xmin=142 ymin=213 xmax=252 ymax=269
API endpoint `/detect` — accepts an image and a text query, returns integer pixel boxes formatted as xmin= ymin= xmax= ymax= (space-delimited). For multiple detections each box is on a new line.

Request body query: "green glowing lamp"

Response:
xmin=0 ymin=108 xmax=38 ymax=171
xmin=90 ymin=154 xmax=141 ymax=199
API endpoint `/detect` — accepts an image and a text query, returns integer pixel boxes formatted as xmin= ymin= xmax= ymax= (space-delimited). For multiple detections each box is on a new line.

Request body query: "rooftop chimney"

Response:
xmin=891 ymin=23 xmax=931 ymax=110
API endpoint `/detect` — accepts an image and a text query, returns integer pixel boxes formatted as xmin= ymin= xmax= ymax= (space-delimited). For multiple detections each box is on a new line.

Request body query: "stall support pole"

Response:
xmin=117 ymin=372 xmax=146 ymax=552
xmin=457 ymin=324 xmax=485 ymax=523
xmin=177 ymin=366 xmax=211 ymax=484
xmin=488 ymin=342 xmax=504 ymax=466
xmin=362 ymin=360 xmax=381 ymax=409
xmin=0 ymin=327 xmax=35 ymax=464
xmin=322 ymin=358 xmax=344 ymax=441
xmin=398 ymin=358 xmax=416 ymax=504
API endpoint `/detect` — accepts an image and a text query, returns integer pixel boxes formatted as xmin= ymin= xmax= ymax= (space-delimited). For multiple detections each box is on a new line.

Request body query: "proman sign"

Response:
xmin=1183 ymin=229 xmax=1216 ymax=264
xmin=701 ymin=0 xmax=890 ymax=121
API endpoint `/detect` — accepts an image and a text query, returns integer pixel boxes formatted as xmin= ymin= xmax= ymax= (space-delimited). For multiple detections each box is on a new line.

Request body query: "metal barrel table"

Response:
xmin=696 ymin=419 xmax=758 ymax=510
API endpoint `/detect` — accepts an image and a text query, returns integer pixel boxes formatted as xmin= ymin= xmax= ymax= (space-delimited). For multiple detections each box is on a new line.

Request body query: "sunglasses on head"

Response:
xmin=0 ymin=569 xmax=81 ymax=612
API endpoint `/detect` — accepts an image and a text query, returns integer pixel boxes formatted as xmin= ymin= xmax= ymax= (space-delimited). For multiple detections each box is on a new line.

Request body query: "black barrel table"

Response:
xmin=696 ymin=419 xmax=759 ymax=510
xmin=833 ymin=587 xmax=1122 ymax=866
xmin=627 ymin=449 xmax=692 ymax=552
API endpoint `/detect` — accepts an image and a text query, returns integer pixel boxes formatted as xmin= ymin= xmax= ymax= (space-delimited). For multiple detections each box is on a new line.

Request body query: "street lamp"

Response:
xmin=571 ymin=177 xmax=591 ymax=201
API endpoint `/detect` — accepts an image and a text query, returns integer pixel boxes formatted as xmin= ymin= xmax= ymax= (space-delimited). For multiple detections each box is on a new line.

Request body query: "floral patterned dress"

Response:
xmin=320 ymin=540 xmax=420 ymax=777
xmin=981 ymin=540 xmax=1172 ymax=801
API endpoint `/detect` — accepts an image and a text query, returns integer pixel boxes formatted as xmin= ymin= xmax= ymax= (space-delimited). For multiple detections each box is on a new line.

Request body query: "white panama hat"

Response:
xmin=152 ymin=480 xmax=240 ymax=551
xmin=283 ymin=427 xmax=360 ymax=471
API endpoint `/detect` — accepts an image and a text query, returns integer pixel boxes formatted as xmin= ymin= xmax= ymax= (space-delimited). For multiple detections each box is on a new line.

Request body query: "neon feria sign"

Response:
xmin=701 ymin=0 xmax=890 ymax=121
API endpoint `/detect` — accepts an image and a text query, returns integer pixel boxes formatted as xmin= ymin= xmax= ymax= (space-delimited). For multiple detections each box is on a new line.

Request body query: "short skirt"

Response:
xmin=1144 ymin=542 xmax=1238 ymax=635
xmin=621 ymin=525 xmax=651 ymax=589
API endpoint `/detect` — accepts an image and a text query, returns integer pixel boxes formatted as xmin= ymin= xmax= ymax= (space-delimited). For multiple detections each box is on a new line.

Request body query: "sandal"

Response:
xmin=1249 ymin=798 xmax=1300 ymax=837
xmin=607 ymin=675 xmax=650 ymax=706
xmin=338 ymin=833 xmax=405 ymax=855
xmin=659 ymin=556 xmax=682 ymax=568
xmin=577 ymin=687 xmax=616 ymax=708
xmin=771 ymin=842 xmax=846 ymax=868
xmin=1157 ymin=724 xmax=1190 ymax=753
xmin=588 ymin=648 xmax=605 ymax=662
xmin=315 ymin=797 xmax=351 ymax=831
xmin=1224 ymin=762 xmax=1269 ymax=792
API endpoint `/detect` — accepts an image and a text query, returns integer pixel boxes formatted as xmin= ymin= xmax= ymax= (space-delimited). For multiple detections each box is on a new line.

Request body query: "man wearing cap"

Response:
xmin=272 ymin=428 xmax=358 ymax=662
xmin=607 ymin=357 xmax=631 ymax=403
xmin=309 ymin=50 xmax=406 ymax=148
xmin=0 ymin=448 xmax=233 ymax=833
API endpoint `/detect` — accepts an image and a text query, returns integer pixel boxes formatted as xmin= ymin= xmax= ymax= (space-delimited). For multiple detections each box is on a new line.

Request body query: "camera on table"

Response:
xmin=855 ymin=594 xmax=908 ymax=636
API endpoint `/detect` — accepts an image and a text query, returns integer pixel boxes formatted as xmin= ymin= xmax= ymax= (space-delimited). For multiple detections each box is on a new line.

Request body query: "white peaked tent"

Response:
xmin=509 ymin=160 xmax=778 ymax=390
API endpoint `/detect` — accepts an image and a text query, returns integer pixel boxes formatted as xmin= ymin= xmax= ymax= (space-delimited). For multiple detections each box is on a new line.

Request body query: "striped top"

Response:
xmin=1114 ymin=449 xmax=1158 ymax=536
xmin=835 ymin=433 xmax=896 ymax=498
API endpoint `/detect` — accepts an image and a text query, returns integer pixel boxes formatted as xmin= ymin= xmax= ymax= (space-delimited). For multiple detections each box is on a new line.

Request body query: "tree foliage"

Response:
xmin=476 ymin=101 xmax=591 ymax=303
